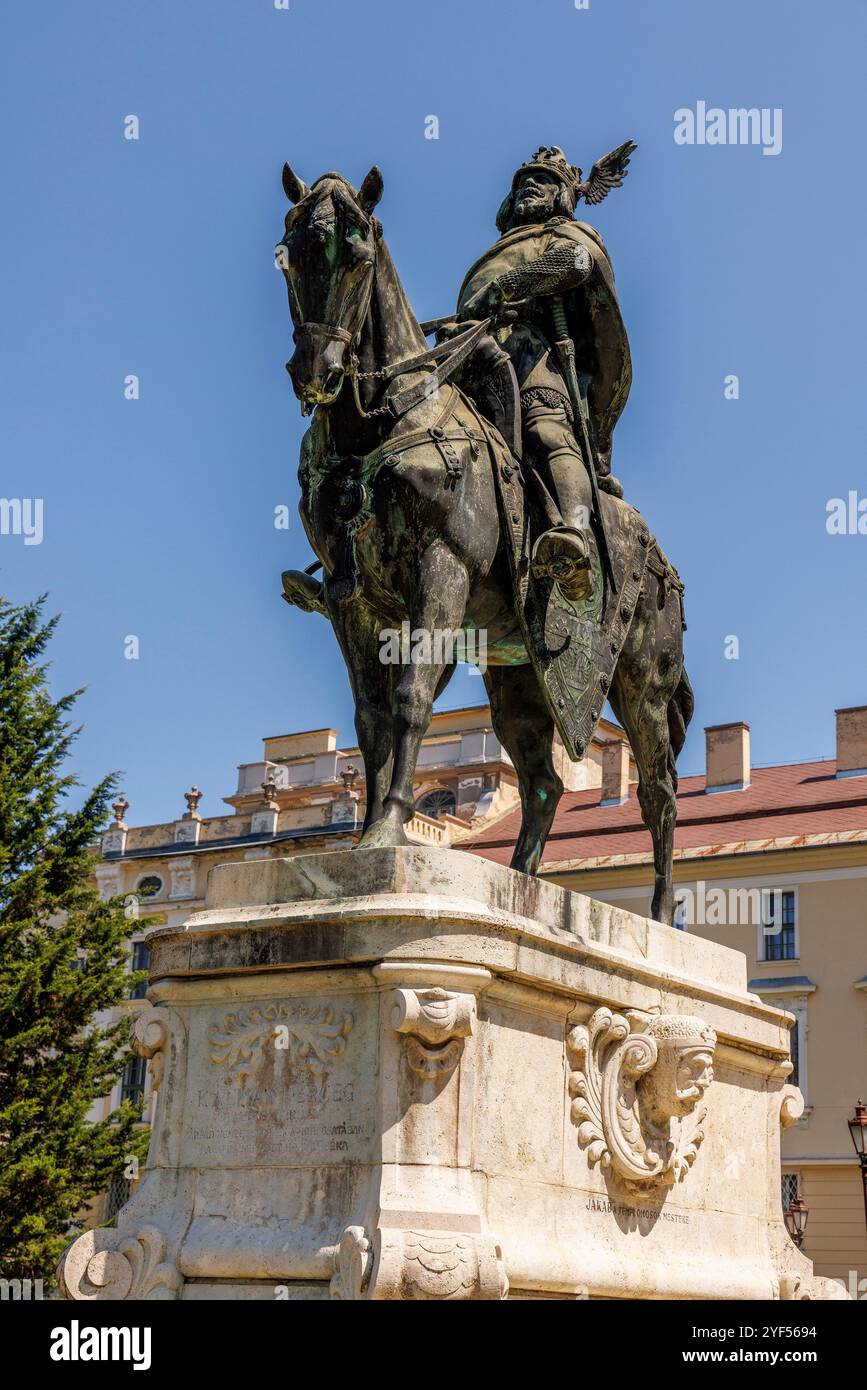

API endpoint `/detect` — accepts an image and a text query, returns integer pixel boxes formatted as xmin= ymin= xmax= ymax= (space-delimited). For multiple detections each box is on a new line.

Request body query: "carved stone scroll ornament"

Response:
xmin=57 ymin=1225 xmax=181 ymax=1301
xmin=330 ymin=1225 xmax=508 ymax=1301
xmin=779 ymin=1274 xmax=849 ymax=1301
xmin=567 ymin=1007 xmax=716 ymax=1188
xmin=779 ymin=1083 xmax=805 ymax=1129
xmin=207 ymin=1002 xmax=353 ymax=1083
xmin=130 ymin=1007 xmax=172 ymax=1089
xmin=329 ymin=1226 xmax=372 ymax=1299
xmin=389 ymin=986 xmax=475 ymax=1078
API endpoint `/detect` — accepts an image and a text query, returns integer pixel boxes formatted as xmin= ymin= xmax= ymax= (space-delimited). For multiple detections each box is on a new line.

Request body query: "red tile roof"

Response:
xmin=462 ymin=760 xmax=867 ymax=870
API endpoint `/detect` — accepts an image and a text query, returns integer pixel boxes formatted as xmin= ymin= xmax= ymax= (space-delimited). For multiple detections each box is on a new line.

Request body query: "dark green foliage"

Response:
xmin=0 ymin=595 xmax=149 ymax=1285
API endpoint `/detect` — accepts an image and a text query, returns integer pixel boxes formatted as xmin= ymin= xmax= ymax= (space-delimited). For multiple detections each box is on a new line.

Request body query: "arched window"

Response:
xmin=416 ymin=789 xmax=456 ymax=819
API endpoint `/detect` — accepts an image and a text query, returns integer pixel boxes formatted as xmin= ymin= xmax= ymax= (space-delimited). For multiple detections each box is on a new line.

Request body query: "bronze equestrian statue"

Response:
xmin=277 ymin=146 xmax=693 ymax=924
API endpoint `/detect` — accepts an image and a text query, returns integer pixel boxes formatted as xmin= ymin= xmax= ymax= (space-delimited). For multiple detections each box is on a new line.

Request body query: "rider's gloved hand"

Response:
xmin=434 ymin=319 xmax=462 ymax=344
xmin=459 ymin=278 xmax=505 ymax=322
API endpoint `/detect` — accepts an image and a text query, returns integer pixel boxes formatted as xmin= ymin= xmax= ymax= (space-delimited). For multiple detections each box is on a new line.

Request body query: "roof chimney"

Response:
xmin=600 ymin=740 xmax=630 ymax=806
xmin=705 ymin=722 xmax=750 ymax=793
xmin=836 ymin=705 xmax=867 ymax=778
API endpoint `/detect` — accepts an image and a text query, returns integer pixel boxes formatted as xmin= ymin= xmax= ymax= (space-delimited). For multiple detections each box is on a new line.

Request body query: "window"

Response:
xmin=128 ymin=940 xmax=150 ymax=1000
xmin=761 ymin=889 xmax=796 ymax=961
xmin=120 ymin=1055 xmax=147 ymax=1113
xmin=106 ymin=1177 xmax=131 ymax=1221
xmin=759 ymin=988 xmax=811 ymax=1105
xmin=136 ymin=875 xmax=163 ymax=899
xmin=416 ymin=789 xmax=456 ymax=819
xmin=781 ymin=1172 xmax=800 ymax=1213
xmin=789 ymin=1015 xmax=800 ymax=1088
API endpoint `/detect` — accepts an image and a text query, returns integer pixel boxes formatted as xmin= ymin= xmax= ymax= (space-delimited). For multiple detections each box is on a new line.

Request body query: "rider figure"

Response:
xmin=455 ymin=144 xmax=634 ymax=601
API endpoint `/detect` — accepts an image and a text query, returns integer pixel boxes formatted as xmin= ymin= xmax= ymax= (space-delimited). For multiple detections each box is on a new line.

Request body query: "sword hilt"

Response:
xmin=550 ymin=296 xmax=569 ymax=341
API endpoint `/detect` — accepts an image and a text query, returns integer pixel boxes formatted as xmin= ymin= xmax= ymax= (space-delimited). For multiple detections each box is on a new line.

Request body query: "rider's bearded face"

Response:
xmin=511 ymin=171 xmax=559 ymax=224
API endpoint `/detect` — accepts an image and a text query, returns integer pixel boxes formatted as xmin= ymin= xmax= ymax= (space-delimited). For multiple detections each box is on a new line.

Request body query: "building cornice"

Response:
xmin=748 ymin=977 xmax=817 ymax=996
xmin=102 ymin=822 xmax=358 ymax=861
xmin=540 ymin=835 xmax=867 ymax=889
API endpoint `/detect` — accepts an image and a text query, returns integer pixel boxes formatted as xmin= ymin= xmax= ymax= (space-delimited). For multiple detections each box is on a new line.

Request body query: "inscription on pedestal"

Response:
xmin=585 ymin=1197 xmax=690 ymax=1224
xmin=179 ymin=998 xmax=372 ymax=1166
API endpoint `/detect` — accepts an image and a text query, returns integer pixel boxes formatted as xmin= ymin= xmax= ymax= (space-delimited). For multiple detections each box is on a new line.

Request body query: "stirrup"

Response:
xmin=531 ymin=527 xmax=593 ymax=601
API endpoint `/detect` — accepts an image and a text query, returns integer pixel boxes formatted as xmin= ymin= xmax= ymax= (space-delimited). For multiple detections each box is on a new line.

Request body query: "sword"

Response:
xmin=549 ymin=294 xmax=617 ymax=596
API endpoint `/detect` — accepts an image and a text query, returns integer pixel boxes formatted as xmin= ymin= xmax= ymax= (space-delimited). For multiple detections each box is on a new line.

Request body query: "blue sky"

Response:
xmin=2 ymin=0 xmax=865 ymax=826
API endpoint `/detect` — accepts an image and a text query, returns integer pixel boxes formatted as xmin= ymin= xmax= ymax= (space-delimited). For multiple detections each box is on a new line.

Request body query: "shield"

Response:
xmin=525 ymin=495 xmax=651 ymax=758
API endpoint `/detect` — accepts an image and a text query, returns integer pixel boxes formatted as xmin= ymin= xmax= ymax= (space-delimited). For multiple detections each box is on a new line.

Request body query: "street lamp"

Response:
xmin=784 ymin=1192 xmax=809 ymax=1249
xmin=848 ymin=1097 xmax=867 ymax=1237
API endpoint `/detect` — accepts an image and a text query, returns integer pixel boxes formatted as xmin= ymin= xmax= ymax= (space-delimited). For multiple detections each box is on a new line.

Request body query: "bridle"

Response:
xmin=285 ymin=219 xmax=491 ymax=422
xmin=290 ymin=242 xmax=379 ymax=411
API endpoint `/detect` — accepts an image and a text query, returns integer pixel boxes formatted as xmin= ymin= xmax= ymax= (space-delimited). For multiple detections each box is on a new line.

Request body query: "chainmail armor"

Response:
xmin=498 ymin=244 xmax=591 ymax=301
xmin=520 ymin=387 xmax=573 ymax=421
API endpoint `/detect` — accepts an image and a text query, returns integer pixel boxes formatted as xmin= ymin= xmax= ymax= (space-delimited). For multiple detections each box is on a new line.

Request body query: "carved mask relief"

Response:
xmin=567 ymin=1007 xmax=716 ymax=1190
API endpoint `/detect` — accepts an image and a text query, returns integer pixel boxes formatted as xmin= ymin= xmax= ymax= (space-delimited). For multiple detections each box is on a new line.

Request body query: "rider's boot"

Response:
xmin=529 ymin=436 xmax=596 ymax=602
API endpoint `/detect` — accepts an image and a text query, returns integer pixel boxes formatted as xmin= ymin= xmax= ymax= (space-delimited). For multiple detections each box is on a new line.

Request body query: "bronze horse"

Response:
xmin=276 ymin=164 xmax=693 ymax=923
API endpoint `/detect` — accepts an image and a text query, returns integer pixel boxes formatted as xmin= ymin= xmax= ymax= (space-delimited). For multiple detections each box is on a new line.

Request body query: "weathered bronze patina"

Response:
xmin=276 ymin=148 xmax=692 ymax=923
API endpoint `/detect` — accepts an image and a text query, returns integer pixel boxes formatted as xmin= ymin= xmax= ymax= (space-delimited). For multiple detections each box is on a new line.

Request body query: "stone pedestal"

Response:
xmin=59 ymin=847 xmax=846 ymax=1300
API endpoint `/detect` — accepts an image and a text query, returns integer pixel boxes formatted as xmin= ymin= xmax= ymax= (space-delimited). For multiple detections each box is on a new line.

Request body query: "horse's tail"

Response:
xmin=667 ymin=666 xmax=695 ymax=791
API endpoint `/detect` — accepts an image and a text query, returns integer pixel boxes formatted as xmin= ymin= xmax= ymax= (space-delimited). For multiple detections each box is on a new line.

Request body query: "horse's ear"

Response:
xmin=358 ymin=165 xmax=384 ymax=215
xmin=282 ymin=163 xmax=309 ymax=204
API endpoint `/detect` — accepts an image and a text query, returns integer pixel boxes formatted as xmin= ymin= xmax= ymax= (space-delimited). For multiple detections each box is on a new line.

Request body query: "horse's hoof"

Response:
xmin=356 ymin=819 xmax=409 ymax=851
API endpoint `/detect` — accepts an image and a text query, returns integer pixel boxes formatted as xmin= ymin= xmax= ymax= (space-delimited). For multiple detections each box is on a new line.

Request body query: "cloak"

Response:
xmin=457 ymin=218 xmax=632 ymax=465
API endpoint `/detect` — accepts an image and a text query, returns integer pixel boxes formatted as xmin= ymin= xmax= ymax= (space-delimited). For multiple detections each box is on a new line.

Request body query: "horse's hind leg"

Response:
xmin=360 ymin=542 xmax=468 ymax=849
xmin=484 ymin=663 xmax=562 ymax=876
xmin=609 ymin=588 xmax=690 ymax=925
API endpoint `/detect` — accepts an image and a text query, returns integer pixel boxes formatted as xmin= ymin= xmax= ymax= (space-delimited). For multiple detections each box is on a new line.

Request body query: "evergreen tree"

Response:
xmin=0 ymin=595 xmax=150 ymax=1285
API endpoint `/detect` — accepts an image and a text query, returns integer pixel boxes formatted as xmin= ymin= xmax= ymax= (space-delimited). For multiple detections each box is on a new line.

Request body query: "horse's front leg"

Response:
xmin=326 ymin=595 xmax=395 ymax=838
xmin=355 ymin=689 xmax=393 ymax=836
xmin=359 ymin=543 xmax=469 ymax=849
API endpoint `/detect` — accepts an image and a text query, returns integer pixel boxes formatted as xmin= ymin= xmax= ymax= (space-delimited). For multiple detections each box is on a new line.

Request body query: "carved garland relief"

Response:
xmin=207 ymin=1002 xmax=353 ymax=1083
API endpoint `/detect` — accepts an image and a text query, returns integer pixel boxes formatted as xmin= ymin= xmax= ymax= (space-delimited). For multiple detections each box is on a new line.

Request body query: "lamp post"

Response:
xmin=784 ymin=1192 xmax=809 ymax=1250
xmin=848 ymin=1097 xmax=867 ymax=1237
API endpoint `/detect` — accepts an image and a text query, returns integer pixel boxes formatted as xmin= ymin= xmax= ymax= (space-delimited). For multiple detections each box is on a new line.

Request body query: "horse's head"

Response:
xmin=276 ymin=163 xmax=384 ymax=414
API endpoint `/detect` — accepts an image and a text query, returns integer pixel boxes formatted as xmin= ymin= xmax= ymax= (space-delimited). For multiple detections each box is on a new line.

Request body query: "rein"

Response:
xmin=348 ymin=317 xmax=491 ymax=421
xmin=292 ymin=240 xmax=491 ymax=423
